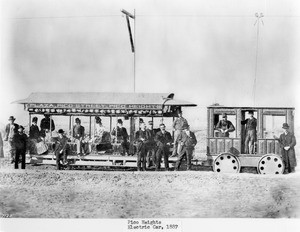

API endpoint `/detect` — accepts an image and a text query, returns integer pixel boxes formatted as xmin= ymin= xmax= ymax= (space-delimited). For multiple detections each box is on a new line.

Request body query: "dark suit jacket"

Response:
xmin=278 ymin=132 xmax=297 ymax=167
xmin=155 ymin=130 xmax=172 ymax=147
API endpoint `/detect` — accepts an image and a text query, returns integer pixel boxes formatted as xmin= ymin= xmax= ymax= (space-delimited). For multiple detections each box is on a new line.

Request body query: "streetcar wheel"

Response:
xmin=257 ymin=154 xmax=284 ymax=174
xmin=213 ymin=153 xmax=241 ymax=173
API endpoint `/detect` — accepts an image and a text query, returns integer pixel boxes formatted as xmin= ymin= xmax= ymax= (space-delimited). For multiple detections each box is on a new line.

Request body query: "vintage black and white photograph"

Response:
xmin=0 ymin=0 xmax=299 ymax=231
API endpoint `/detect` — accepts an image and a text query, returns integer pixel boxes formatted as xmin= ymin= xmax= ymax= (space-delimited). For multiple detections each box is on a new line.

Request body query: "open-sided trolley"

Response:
xmin=15 ymin=92 xmax=197 ymax=169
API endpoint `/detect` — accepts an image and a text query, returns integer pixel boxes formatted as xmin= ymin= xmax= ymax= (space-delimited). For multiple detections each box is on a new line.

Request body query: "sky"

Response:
xmin=0 ymin=0 xmax=299 ymax=129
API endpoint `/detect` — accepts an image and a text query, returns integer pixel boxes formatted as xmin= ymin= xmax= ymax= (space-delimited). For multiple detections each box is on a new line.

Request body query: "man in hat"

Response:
xmin=29 ymin=117 xmax=40 ymax=140
xmin=54 ymin=129 xmax=68 ymax=170
xmin=111 ymin=119 xmax=129 ymax=155
xmin=90 ymin=116 xmax=106 ymax=152
xmin=175 ymin=124 xmax=197 ymax=171
xmin=172 ymin=109 xmax=189 ymax=157
xmin=146 ymin=120 xmax=157 ymax=168
xmin=94 ymin=116 xmax=105 ymax=140
xmin=276 ymin=123 xmax=297 ymax=174
xmin=40 ymin=113 xmax=55 ymax=138
xmin=14 ymin=125 xmax=28 ymax=169
xmin=154 ymin=123 xmax=172 ymax=171
xmin=4 ymin=116 xmax=19 ymax=163
xmin=216 ymin=113 xmax=235 ymax=137
xmin=135 ymin=122 xmax=151 ymax=171
xmin=73 ymin=118 xmax=85 ymax=155
xmin=241 ymin=111 xmax=257 ymax=154
xmin=29 ymin=117 xmax=40 ymax=154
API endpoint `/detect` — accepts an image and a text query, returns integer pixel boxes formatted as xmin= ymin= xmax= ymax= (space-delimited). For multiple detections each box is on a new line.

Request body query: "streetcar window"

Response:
xmin=214 ymin=114 xmax=237 ymax=138
xmin=263 ymin=115 xmax=285 ymax=139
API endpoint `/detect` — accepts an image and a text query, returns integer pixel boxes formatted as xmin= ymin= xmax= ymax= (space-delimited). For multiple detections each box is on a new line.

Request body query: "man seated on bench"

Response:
xmin=89 ymin=116 xmax=111 ymax=153
xmin=111 ymin=119 xmax=129 ymax=155
xmin=72 ymin=118 xmax=88 ymax=156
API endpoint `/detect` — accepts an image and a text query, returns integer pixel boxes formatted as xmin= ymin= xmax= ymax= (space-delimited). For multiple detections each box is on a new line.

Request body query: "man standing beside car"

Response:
xmin=171 ymin=109 xmax=189 ymax=157
xmin=175 ymin=125 xmax=197 ymax=171
xmin=155 ymin=123 xmax=172 ymax=171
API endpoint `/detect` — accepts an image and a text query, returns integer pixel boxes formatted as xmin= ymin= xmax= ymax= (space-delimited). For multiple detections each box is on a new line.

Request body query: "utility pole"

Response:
xmin=253 ymin=12 xmax=264 ymax=106
xmin=121 ymin=9 xmax=136 ymax=93
xmin=121 ymin=9 xmax=136 ymax=144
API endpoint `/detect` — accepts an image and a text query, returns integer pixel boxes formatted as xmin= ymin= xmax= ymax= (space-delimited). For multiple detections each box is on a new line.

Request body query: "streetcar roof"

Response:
xmin=15 ymin=92 xmax=196 ymax=107
xmin=14 ymin=92 xmax=196 ymax=117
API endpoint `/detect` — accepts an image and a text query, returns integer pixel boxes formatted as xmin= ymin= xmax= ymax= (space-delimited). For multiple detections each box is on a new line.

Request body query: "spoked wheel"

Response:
xmin=213 ymin=153 xmax=241 ymax=173
xmin=257 ymin=154 xmax=284 ymax=174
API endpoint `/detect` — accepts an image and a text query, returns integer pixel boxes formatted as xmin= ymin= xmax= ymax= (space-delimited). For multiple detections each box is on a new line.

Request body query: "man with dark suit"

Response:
xmin=54 ymin=129 xmax=68 ymax=170
xmin=4 ymin=116 xmax=19 ymax=163
xmin=241 ymin=110 xmax=257 ymax=154
xmin=40 ymin=113 xmax=55 ymax=138
xmin=276 ymin=123 xmax=297 ymax=174
xmin=175 ymin=125 xmax=197 ymax=171
xmin=216 ymin=113 xmax=235 ymax=137
xmin=14 ymin=125 xmax=28 ymax=169
xmin=111 ymin=119 xmax=129 ymax=155
xmin=73 ymin=118 xmax=85 ymax=155
xmin=135 ymin=122 xmax=151 ymax=171
xmin=146 ymin=120 xmax=156 ymax=168
xmin=154 ymin=123 xmax=172 ymax=171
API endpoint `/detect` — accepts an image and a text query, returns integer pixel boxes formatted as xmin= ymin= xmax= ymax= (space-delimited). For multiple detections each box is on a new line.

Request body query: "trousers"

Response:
xmin=15 ymin=148 xmax=26 ymax=169
xmin=8 ymin=140 xmax=16 ymax=160
xmin=146 ymin=147 xmax=156 ymax=168
xmin=136 ymin=143 xmax=146 ymax=171
xmin=55 ymin=150 xmax=67 ymax=170
xmin=244 ymin=130 xmax=256 ymax=154
xmin=155 ymin=145 xmax=170 ymax=170
xmin=171 ymin=130 xmax=182 ymax=156
xmin=175 ymin=147 xmax=193 ymax=170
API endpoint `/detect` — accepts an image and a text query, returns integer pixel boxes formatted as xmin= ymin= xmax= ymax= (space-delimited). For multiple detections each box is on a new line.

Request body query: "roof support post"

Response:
xmin=50 ymin=115 xmax=52 ymax=137
xmin=89 ymin=116 xmax=92 ymax=139
xmin=130 ymin=117 xmax=135 ymax=143
xmin=29 ymin=114 xmax=31 ymax=134
xmin=69 ymin=116 xmax=72 ymax=136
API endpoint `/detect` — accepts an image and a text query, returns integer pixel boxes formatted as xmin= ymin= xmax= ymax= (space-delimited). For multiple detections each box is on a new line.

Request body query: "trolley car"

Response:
xmin=15 ymin=92 xmax=295 ymax=174
xmin=205 ymin=105 xmax=295 ymax=174
xmin=15 ymin=92 xmax=196 ymax=169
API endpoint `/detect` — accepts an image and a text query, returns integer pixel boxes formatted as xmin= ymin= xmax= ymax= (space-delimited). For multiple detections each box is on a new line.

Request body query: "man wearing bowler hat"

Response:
xmin=175 ymin=124 xmax=197 ymax=171
xmin=276 ymin=123 xmax=297 ymax=174
xmin=216 ymin=113 xmax=235 ymax=137
xmin=172 ymin=109 xmax=189 ymax=157
xmin=54 ymin=129 xmax=68 ymax=170
xmin=4 ymin=116 xmax=19 ymax=163
xmin=154 ymin=123 xmax=172 ymax=171
xmin=73 ymin=118 xmax=85 ymax=155
xmin=146 ymin=120 xmax=157 ymax=168
xmin=14 ymin=125 xmax=28 ymax=169
xmin=111 ymin=119 xmax=129 ymax=155
xmin=241 ymin=110 xmax=257 ymax=154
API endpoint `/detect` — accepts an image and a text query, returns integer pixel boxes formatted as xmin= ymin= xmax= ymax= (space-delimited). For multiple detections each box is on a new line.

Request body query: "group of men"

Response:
xmin=133 ymin=109 xmax=197 ymax=171
xmin=3 ymin=108 xmax=296 ymax=174
xmin=4 ymin=116 xmax=27 ymax=169
xmin=216 ymin=110 xmax=257 ymax=154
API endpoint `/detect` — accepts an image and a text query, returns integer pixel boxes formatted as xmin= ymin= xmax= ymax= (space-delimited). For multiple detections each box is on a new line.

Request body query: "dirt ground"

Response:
xmin=1 ymin=130 xmax=300 ymax=218
xmin=1 ymin=160 xmax=300 ymax=218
